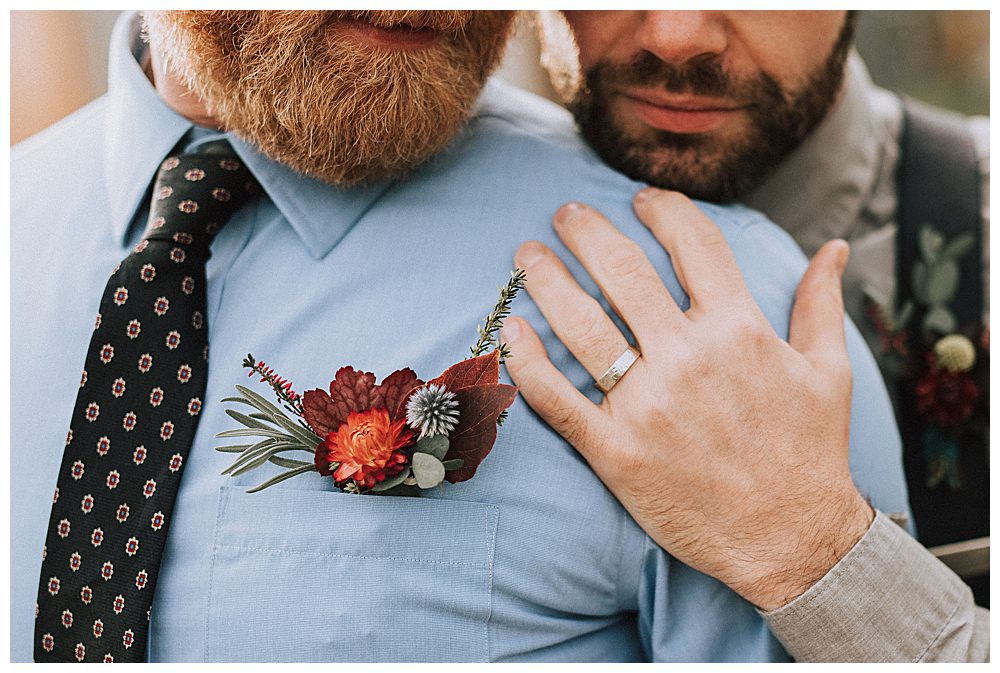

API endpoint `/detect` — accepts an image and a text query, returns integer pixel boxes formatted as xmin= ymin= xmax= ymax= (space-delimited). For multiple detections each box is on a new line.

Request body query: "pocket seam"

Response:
xmin=484 ymin=503 xmax=498 ymax=661
xmin=214 ymin=543 xmax=490 ymax=568
xmin=206 ymin=485 xmax=226 ymax=661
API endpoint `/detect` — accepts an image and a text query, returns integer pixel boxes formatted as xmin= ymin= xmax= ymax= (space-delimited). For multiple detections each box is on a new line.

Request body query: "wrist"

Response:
xmin=733 ymin=487 xmax=874 ymax=612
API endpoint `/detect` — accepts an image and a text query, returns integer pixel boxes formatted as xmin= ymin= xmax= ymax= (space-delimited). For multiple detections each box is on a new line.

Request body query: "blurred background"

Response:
xmin=10 ymin=10 xmax=989 ymax=145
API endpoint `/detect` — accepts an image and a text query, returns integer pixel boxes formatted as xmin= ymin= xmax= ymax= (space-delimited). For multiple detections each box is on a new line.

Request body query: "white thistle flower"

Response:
xmin=406 ymin=383 xmax=460 ymax=439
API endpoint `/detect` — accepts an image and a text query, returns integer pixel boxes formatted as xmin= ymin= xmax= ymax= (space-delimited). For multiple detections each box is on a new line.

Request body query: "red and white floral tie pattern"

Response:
xmin=35 ymin=145 xmax=259 ymax=662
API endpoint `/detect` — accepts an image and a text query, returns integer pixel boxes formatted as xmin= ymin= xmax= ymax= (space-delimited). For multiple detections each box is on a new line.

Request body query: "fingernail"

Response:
xmin=834 ymin=239 xmax=850 ymax=273
xmin=554 ymin=201 xmax=585 ymax=226
xmin=501 ymin=318 xmax=522 ymax=342
xmin=515 ymin=241 xmax=546 ymax=268
xmin=634 ymin=187 xmax=658 ymax=203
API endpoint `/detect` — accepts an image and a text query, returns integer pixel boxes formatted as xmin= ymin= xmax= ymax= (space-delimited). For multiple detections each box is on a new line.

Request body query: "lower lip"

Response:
xmin=622 ymin=95 xmax=744 ymax=134
xmin=329 ymin=18 xmax=443 ymax=51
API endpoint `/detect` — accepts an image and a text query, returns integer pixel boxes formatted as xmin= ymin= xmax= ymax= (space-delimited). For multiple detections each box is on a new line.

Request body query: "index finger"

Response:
xmin=632 ymin=188 xmax=753 ymax=312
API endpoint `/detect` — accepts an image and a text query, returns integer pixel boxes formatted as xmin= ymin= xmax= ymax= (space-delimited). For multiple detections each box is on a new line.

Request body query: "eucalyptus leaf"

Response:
xmin=918 ymin=225 xmax=943 ymax=262
xmin=925 ymin=261 xmax=960 ymax=304
xmin=923 ymin=306 xmax=956 ymax=334
xmin=942 ymin=232 xmax=976 ymax=260
xmin=911 ymin=262 xmax=929 ymax=304
xmin=440 ymin=459 xmax=464 ymax=471
xmin=268 ymin=456 xmax=313 ymax=469
xmin=412 ymin=452 xmax=446 ymax=489
xmin=372 ymin=467 xmax=413 ymax=492
xmin=413 ymin=435 xmax=449 ymax=460
xmin=246 ymin=464 xmax=315 ymax=494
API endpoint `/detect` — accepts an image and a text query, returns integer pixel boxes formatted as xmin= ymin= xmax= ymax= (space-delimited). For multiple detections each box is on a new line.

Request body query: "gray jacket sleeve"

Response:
xmin=760 ymin=510 xmax=989 ymax=662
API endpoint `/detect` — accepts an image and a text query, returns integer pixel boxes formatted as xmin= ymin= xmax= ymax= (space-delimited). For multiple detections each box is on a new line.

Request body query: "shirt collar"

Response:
xmin=745 ymin=52 xmax=883 ymax=255
xmin=104 ymin=11 xmax=394 ymax=260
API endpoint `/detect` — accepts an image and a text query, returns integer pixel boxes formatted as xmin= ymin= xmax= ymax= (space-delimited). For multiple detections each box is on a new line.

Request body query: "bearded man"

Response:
xmin=13 ymin=10 xmax=908 ymax=662
xmin=498 ymin=10 xmax=987 ymax=662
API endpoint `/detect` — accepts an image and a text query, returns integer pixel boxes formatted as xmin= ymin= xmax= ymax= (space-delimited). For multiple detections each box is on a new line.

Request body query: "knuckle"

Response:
xmin=542 ymin=401 xmax=586 ymax=442
xmin=686 ymin=227 xmax=728 ymax=256
xmin=604 ymin=240 xmax=649 ymax=279
xmin=564 ymin=301 xmax=613 ymax=350
xmin=637 ymin=396 xmax=676 ymax=430
xmin=667 ymin=341 xmax=699 ymax=370
xmin=728 ymin=314 xmax=770 ymax=346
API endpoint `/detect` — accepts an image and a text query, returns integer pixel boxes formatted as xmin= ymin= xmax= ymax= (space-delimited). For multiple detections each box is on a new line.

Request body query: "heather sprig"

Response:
xmin=243 ymin=354 xmax=304 ymax=417
xmin=471 ymin=268 xmax=526 ymax=360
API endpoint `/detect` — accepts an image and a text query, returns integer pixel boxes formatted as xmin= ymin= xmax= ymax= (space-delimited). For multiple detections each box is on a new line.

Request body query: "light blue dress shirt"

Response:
xmin=10 ymin=13 xmax=911 ymax=662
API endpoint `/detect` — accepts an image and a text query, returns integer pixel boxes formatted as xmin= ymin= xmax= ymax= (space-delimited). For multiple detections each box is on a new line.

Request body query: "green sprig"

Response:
xmin=216 ymin=384 xmax=320 ymax=492
xmin=471 ymin=268 xmax=527 ymax=360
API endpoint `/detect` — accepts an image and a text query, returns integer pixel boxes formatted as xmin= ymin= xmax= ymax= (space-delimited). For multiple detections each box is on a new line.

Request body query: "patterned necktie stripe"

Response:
xmin=35 ymin=147 xmax=258 ymax=662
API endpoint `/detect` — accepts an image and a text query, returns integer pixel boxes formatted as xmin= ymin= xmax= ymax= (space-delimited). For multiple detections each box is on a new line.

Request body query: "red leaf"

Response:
xmin=313 ymin=439 xmax=333 ymax=476
xmin=329 ymin=366 xmax=378 ymax=414
xmin=444 ymin=383 xmax=517 ymax=482
xmin=430 ymin=351 xmax=500 ymax=391
xmin=302 ymin=389 xmax=340 ymax=437
xmin=375 ymin=368 xmax=423 ymax=422
xmin=302 ymin=367 xmax=378 ymax=436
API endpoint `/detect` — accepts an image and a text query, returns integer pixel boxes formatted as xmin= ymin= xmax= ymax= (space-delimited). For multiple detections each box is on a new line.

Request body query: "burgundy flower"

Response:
xmin=915 ymin=358 xmax=979 ymax=428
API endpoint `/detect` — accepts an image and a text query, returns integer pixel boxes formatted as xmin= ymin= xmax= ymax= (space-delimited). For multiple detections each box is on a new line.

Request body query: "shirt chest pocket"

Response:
xmin=207 ymin=486 xmax=499 ymax=662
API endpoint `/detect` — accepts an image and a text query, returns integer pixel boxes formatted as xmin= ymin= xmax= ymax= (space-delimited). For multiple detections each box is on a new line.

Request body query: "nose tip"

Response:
xmin=635 ymin=11 xmax=728 ymax=66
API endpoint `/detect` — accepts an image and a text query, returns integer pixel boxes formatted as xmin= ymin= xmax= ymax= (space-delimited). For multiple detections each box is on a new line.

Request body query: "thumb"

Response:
xmin=788 ymin=239 xmax=851 ymax=377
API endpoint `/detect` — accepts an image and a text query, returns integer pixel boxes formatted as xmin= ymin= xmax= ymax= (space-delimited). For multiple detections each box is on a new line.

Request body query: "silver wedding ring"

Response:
xmin=595 ymin=346 xmax=640 ymax=393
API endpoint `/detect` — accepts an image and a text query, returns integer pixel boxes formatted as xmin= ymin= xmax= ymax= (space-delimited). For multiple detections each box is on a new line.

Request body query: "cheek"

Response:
xmin=734 ymin=11 xmax=846 ymax=89
xmin=563 ymin=11 xmax=628 ymax=70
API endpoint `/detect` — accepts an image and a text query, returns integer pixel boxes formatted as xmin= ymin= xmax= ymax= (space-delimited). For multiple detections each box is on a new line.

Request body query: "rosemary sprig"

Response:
xmin=471 ymin=268 xmax=526 ymax=360
xmin=216 ymin=384 xmax=319 ymax=492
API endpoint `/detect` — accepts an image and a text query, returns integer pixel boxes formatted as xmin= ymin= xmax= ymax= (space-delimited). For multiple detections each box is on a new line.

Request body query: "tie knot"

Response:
xmin=143 ymin=146 xmax=260 ymax=254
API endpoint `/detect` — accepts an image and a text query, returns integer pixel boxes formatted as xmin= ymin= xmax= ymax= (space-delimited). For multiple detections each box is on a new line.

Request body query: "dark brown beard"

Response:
xmin=569 ymin=14 xmax=856 ymax=203
xmin=148 ymin=11 xmax=514 ymax=186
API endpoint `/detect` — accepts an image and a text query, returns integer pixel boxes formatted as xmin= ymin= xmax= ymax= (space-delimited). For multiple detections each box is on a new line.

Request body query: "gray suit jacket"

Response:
xmin=762 ymin=512 xmax=989 ymax=661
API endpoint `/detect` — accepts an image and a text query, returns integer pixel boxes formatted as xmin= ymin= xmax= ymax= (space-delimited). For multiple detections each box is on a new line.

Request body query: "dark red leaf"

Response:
xmin=393 ymin=384 xmax=423 ymax=423
xmin=303 ymin=367 xmax=378 ymax=437
xmin=444 ymin=383 xmax=517 ymax=482
xmin=314 ymin=439 xmax=333 ymax=476
xmin=376 ymin=368 xmax=423 ymax=421
xmin=430 ymin=351 xmax=500 ymax=392
xmin=329 ymin=366 xmax=378 ymax=414
xmin=302 ymin=389 xmax=341 ymax=437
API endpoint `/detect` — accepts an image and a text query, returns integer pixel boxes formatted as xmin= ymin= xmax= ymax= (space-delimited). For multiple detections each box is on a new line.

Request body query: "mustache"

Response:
xmin=587 ymin=51 xmax=784 ymax=106
xmin=331 ymin=10 xmax=477 ymax=34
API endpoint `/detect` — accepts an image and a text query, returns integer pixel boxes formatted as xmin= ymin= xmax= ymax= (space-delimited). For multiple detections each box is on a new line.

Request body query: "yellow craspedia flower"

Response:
xmin=934 ymin=334 xmax=977 ymax=373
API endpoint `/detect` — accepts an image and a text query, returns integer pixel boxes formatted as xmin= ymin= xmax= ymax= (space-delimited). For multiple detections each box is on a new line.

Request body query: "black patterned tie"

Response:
xmin=34 ymin=143 xmax=259 ymax=662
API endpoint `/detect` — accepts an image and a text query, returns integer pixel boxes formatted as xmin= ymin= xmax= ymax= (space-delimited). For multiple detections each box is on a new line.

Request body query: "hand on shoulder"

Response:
xmin=502 ymin=187 xmax=873 ymax=611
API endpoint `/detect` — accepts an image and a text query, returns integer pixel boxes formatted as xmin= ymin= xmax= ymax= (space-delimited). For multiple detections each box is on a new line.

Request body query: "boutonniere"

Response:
xmin=865 ymin=224 xmax=988 ymax=491
xmin=215 ymin=269 xmax=525 ymax=496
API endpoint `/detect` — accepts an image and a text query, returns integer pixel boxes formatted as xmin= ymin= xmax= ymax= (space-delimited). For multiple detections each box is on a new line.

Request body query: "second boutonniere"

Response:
xmin=215 ymin=269 xmax=525 ymax=496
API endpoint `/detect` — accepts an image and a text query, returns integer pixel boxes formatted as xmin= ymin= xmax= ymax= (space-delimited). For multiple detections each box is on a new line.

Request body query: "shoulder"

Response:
xmin=12 ymin=94 xmax=109 ymax=207
xmin=460 ymin=78 xmax=780 ymax=242
xmin=470 ymin=77 xmax=590 ymax=154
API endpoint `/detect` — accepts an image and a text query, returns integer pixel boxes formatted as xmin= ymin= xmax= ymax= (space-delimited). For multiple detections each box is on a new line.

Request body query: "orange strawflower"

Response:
xmin=316 ymin=408 xmax=412 ymax=489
